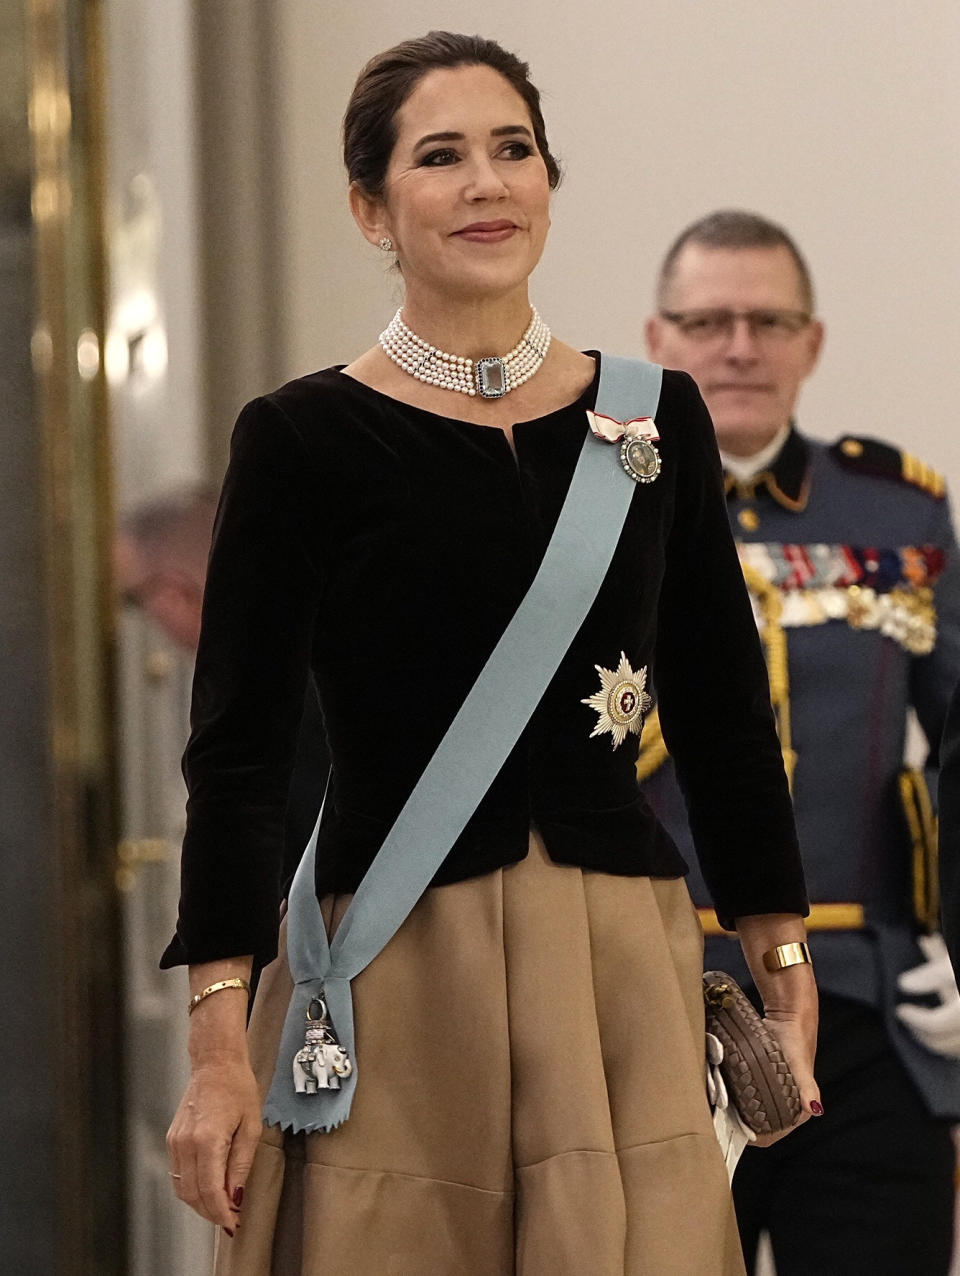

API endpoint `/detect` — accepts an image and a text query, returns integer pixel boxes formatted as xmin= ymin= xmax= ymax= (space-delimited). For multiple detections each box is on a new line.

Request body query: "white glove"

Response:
xmin=895 ymin=933 xmax=960 ymax=1058
xmin=706 ymin=1031 xmax=756 ymax=1180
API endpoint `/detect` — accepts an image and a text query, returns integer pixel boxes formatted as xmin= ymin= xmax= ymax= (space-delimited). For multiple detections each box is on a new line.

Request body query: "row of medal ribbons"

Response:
xmin=737 ymin=543 xmax=942 ymax=656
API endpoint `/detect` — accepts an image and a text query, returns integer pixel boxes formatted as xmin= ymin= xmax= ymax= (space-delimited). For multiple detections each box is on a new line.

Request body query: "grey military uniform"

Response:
xmin=642 ymin=425 xmax=960 ymax=1117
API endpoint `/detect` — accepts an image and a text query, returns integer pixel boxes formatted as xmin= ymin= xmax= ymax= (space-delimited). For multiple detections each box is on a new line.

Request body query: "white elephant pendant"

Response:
xmin=292 ymin=993 xmax=353 ymax=1095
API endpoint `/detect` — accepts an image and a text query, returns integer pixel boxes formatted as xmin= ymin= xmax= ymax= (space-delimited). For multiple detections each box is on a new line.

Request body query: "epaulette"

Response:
xmin=830 ymin=435 xmax=945 ymax=500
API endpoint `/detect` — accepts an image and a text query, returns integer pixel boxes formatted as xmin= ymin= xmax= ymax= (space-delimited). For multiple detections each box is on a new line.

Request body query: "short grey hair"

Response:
xmin=117 ymin=484 xmax=219 ymax=572
xmin=657 ymin=209 xmax=815 ymax=312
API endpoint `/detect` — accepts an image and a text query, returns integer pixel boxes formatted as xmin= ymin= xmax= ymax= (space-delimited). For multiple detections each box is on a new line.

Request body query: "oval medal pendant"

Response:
xmin=620 ymin=436 xmax=661 ymax=484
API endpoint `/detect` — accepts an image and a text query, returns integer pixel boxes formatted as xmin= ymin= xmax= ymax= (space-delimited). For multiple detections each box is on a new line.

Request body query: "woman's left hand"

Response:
xmin=735 ymin=913 xmax=821 ymax=1146
xmin=751 ymin=998 xmax=820 ymax=1146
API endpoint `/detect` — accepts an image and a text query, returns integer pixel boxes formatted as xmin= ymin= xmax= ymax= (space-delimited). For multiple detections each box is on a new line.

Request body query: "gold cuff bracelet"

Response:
xmin=187 ymin=977 xmax=251 ymax=1016
xmin=762 ymin=941 xmax=812 ymax=973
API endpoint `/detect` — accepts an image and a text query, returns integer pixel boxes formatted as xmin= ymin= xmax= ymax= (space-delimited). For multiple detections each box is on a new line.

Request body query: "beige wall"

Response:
xmin=269 ymin=0 xmax=960 ymax=487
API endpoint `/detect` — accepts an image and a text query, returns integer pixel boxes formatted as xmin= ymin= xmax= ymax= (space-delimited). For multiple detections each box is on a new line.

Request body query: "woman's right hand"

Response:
xmin=167 ymin=960 xmax=258 ymax=1232
xmin=167 ymin=1053 xmax=262 ymax=1230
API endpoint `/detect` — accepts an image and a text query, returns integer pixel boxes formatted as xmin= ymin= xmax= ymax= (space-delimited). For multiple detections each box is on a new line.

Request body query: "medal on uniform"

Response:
xmin=587 ymin=410 xmax=662 ymax=484
xmin=292 ymin=991 xmax=353 ymax=1095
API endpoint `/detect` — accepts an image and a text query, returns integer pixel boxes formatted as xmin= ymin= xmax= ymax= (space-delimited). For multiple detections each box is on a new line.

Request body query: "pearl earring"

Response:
xmin=378 ymin=236 xmax=394 ymax=252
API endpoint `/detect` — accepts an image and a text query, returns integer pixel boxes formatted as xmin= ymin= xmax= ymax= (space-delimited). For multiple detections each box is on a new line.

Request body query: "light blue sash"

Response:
xmin=263 ymin=355 xmax=663 ymax=1132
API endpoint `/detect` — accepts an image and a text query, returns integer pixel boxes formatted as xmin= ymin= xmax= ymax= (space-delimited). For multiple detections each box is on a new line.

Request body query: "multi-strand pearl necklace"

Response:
xmin=378 ymin=307 xmax=551 ymax=399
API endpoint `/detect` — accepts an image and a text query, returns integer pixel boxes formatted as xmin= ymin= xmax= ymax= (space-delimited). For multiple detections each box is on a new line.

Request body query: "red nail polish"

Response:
xmin=223 ymin=1228 xmax=235 ymax=1239
xmin=810 ymin=1100 xmax=824 ymax=1116
xmin=233 ymin=1185 xmax=244 ymax=1208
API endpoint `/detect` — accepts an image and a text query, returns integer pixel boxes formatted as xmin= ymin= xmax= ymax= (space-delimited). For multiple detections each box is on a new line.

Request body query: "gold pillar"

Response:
xmin=27 ymin=0 xmax=124 ymax=1268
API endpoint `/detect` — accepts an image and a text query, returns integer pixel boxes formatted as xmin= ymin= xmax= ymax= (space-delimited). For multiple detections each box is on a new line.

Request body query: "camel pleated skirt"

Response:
xmin=215 ymin=833 xmax=744 ymax=1275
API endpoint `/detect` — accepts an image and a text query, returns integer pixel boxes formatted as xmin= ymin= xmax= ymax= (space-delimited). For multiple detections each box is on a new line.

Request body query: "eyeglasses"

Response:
xmin=118 ymin=570 xmax=196 ymax=610
xmin=659 ymin=308 xmax=812 ymax=343
xmin=119 ymin=573 xmax=166 ymax=609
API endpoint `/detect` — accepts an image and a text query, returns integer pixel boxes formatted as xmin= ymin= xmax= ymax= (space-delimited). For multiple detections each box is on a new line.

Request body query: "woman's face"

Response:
xmin=373 ymin=64 xmax=552 ymax=304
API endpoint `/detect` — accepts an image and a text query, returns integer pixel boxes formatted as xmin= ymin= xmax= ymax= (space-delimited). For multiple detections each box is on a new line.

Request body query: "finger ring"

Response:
xmin=169 ymin=1172 xmax=183 ymax=1180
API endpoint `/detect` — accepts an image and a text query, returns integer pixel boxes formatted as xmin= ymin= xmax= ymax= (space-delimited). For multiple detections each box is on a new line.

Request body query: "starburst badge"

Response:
xmin=581 ymin=652 xmax=652 ymax=749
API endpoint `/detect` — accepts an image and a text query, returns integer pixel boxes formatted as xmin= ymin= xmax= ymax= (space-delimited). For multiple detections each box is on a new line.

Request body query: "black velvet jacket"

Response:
xmin=161 ymin=357 xmax=806 ymax=969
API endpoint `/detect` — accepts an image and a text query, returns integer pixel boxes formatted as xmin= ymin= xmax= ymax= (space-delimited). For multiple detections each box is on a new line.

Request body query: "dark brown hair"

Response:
xmin=343 ymin=31 xmax=562 ymax=201
xmin=657 ymin=209 xmax=815 ymax=312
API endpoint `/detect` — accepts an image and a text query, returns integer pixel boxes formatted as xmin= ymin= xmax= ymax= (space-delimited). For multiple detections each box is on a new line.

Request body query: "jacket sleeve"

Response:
xmin=910 ymin=492 xmax=960 ymax=955
xmin=654 ymin=373 xmax=808 ymax=929
xmin=160 ymin=395 xmax=324 ymax=969
xmin=938 ymin=682 xmax=960 ymax=979
xmin=910 ymin=492 xmax=960 ymax=768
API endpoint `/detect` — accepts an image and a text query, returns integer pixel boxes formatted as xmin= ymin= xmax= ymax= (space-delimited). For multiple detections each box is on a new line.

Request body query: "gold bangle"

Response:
xmin=187 ymin=978 xmax=251 ymax=1016
xmin=762 ymin=941 xmax=812 ymax=972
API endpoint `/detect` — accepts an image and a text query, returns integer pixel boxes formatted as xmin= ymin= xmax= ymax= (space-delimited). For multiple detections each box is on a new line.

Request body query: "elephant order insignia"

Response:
xmin=293 ymin=1038 xmax=353 ymax=1093
xmin=292 ymin=993 xmax=353 ymax=1095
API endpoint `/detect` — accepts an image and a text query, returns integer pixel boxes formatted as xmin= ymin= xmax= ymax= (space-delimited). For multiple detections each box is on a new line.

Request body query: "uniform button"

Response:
xmin=738 ymin=508 xmax=760 ymax=532
xmin=841 ymin=438 xmax=864 ymax=457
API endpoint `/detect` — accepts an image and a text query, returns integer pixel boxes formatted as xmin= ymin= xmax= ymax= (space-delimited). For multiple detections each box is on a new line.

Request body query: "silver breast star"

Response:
xmin=581 ymin=652 xmax=652 ymax=749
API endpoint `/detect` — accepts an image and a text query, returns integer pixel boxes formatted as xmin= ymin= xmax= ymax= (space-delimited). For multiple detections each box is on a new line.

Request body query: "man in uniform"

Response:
xmin=642 ymin=210 xmax=960 ymax=1274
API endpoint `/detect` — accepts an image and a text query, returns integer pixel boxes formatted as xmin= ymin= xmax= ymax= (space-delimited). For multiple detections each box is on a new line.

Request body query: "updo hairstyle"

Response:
xmin=343 ymin=31 xmax=562 ymax=202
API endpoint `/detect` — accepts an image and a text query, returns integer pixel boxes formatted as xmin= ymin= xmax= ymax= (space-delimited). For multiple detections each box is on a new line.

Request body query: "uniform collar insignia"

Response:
xmin=724 ymin=427 xmax=811 ymax=513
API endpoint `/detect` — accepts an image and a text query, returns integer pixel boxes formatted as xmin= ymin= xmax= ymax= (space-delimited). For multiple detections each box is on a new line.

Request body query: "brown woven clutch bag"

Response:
xmin=703 ymin=971 xmax=802 ymax=1136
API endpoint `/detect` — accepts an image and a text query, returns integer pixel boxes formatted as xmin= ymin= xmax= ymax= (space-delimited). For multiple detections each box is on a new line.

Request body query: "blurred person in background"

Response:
xmin=115 ymin=485 xmax=219 ymax=652
xmin=643 ymin=209 xmax=960 ymax=1275
xmin=115 ymin=486 xmax=327 ymax=897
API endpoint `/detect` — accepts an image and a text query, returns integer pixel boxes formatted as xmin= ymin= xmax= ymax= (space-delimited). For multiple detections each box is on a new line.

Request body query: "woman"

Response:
xmin=163 ymin=32 xmax=819 ymax=1275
